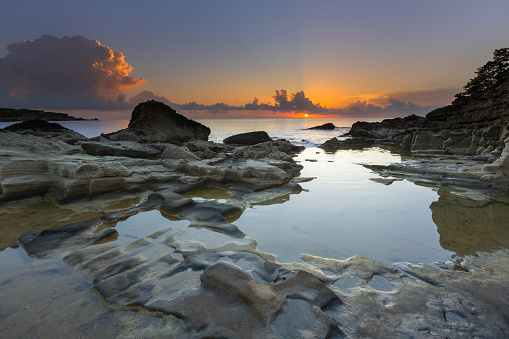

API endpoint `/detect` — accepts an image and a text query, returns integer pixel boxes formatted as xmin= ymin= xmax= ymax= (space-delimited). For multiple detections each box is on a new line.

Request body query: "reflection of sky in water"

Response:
xmin=235 ymin=147 xmax=453 ymax=266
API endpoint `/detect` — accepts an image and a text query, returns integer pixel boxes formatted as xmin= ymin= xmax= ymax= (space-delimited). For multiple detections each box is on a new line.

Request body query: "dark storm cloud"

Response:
xmin=0 ymin=35 xmax=146 ymax=109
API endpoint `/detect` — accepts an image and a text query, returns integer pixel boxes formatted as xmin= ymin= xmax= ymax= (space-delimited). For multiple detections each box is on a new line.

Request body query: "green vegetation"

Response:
xmin=457 ymin=48 xmax=509 ymax=97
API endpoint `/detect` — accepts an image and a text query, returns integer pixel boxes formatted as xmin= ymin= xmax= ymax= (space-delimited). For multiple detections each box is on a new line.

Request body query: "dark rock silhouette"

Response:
xmin=107 ymin=100 xmax=210 ymax=143
xmin=0 ymin=108 xmax=91 ymax=121
xmin=306 ymin=122 xmax=336 ymax=130
xmin=223 ymin=131 xmax=272 ymax=145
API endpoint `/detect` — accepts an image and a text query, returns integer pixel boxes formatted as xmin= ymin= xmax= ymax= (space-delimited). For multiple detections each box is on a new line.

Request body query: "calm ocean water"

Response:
xmin=1 ymin=118 xmax=363 ymax=146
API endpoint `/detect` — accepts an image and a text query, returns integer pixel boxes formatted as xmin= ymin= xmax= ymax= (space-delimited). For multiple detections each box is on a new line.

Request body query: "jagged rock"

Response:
xmin=223 ymin=131 xmax=272 ymax=145
xmin=4 ymin=120 xmax=88 ymax=144
xmin=78 ymin=140 xmax=161 ymax=158
xmin=306 ymin=122 xmax=336 ymax=130
xmin=107 ymin=101 xmax=210 ymax=143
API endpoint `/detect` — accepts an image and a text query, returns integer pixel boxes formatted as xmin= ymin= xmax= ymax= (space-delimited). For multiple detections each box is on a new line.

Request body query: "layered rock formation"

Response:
xmin=323 ymin=79 xmax=509 ymax=189
xmin=107 ymin=100 xmax=210 ymax=143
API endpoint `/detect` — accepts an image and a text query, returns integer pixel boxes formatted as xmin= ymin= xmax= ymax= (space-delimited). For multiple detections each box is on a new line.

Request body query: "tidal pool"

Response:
xmin=1 ymin=146 xmax=509 ymax=337
xmin=234 ymin=147 xmax=509 ymax=265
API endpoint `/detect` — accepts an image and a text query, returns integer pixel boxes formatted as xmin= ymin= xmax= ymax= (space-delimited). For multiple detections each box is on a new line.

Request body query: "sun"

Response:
xmin=304 ymin=113 xmax=309 ymax=118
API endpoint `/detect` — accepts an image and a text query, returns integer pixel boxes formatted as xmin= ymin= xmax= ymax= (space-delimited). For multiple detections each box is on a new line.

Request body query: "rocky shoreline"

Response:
xmin=321 ymin=79 xmax=509 ymax=193
xmin=1 ymin=100 xmax=509 ymax=337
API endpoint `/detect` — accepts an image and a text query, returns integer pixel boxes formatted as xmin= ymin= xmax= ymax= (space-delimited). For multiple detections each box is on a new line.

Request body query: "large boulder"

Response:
xmin=107 ymin=101 xmax=210 ymax=143
xmin=223 ymin=131 xmax=272 ymax=145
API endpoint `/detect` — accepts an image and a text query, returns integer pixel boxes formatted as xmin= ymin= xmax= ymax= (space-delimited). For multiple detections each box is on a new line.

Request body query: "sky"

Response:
xmin=0 ymin=0 xmax=508 ymax=119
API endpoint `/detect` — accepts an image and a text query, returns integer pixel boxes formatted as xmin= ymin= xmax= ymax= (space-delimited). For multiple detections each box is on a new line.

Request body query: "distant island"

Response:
xmin=0 ymin=108 xmax=97 ymax=122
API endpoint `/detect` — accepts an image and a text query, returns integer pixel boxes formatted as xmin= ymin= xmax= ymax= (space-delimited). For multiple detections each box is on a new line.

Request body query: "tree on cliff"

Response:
xmin=458 ymin=48 xmax=509 ymax=97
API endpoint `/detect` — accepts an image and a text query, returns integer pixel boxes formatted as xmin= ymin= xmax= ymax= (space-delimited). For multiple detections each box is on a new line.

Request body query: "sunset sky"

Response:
xmin=1 ymin=0 xmax=508 ymax=118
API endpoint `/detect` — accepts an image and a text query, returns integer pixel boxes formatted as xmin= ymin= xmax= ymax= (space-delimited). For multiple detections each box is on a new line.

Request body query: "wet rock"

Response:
xmin=145 ymin=261 xmax=343 ymax=338
xmin=18 ymin=217 xmax=117 ymax=258
xmin=107 ymin=101 xmax=210 ymax=143
xmin=223 ymin=131 xmax=272 ymax=145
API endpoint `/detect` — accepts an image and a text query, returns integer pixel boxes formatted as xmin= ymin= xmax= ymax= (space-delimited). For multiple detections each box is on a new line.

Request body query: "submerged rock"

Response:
xmin=223 ymin=131 xmax=272 ymax=145
xmin=107 ymin=101 xmax=210 ymax=143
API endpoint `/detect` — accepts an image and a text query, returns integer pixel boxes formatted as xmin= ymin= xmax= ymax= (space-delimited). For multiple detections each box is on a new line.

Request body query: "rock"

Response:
xmin=223 ymin=131 xmax=272 ymax=145
xmin=0 ymin=108 xmax=91 ymax=121
xmin=306 ymin=122 xmax=336 ymax=130
xmin=338 ymin=78 xmax=509 ymax=188
xmin=107 ymin=101 xmax=210 ymax=143
xmin=232 ymin=142 xmax=293 ymax=162
xmin=4 ymin=120 xmax=88 ymax=144
xmin=0 ymin=129 xmax=74 ymax=155
xmin=319 ymin=137 xmax=375 ymax=151
xmin=78 ymin=140 xmax=161 ymax=158
xmin=161 ymin=144 xmax=200 ymax=160
xmin=348 ymin=114 xmax=423 ymax=139
xmin=176 ymin=158 xmax=291 ymax=190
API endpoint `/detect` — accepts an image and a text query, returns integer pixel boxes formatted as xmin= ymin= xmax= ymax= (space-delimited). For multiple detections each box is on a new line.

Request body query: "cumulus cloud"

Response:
xmin=272 ymin=89 xmax=327 ymax=113
xmin=128 ymin=91 xmax=176 ymax=107
xmin=0 ymin=35 xmax=146 ymax=109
